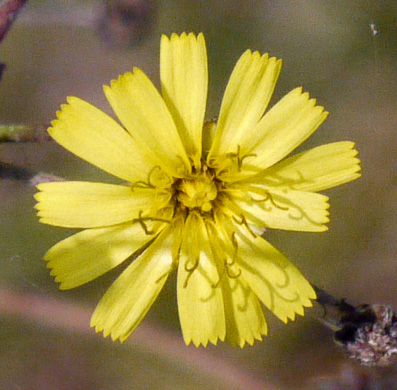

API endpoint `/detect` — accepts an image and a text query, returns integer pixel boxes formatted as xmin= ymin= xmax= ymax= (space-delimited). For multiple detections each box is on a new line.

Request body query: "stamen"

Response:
xmin=226 ymin=145 xmax=257 ymax=171
xmin=183 ymin=257 xmax=199 ymax=288
xmin=138 ymin=219 xmax=154 ymax=235
xmin=231 ymin=232 xmax=238 ymax=252
xmin=251 ymin=190 xmax=289 ymax=211
xmin=147 ymin=166 xmax=162 ymax=187
xmin=232 ymin=214 xmax=257 ymax=238
xmin=212 ymin=258 xmax=241 ymax=288
xmin=239 ymin=153 xmax=257 ymax=168
xmin=135 ymin=210 xmax=171 ymax=235
xmin=226 ymin=266 xmax=241 ymax=279
xmin=226 ymin=232 xmax=241 ymax=279
xmin=212 ymin=265 xmax=226 ymax=289
xmin=131 ymin=166 xmax=161 ymax=189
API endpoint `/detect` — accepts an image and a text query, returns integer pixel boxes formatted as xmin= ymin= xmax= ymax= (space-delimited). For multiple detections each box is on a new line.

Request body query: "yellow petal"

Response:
xmin=49 ymin=96 xmax=152 ymax=183
xmin=91 ymin=227 xmax=174 ymax=342
xmin=230 ymin=187 xmax=329 ymax=232
xmin=35 ymin=181 xmax=171 ymax=228
xmin=177 ymin=214 xmax=225 ymax=347
xmin=161 ymin=33 xmax=208 ymax=169
xmin=234 ymin=233 xmax=315 ymax=323
xmin=104 ymin=69 xmax=191 ymax=177
xmin=255 ymin=141 xmax=361 ymax=192
xmin=238 ymin=87 xmax=328 ymax=174
xmin=208 ymin=50 xmax=281 ymax=159
xmin=222 ymin=276 xmax=267 ymax=347
xmin=45 ymin=217 xmax=169 ymax=289
xmin=205 ymin=219 xmax=267 ymax=346
xmin=202 ymin=120 xmax=217 ymax=157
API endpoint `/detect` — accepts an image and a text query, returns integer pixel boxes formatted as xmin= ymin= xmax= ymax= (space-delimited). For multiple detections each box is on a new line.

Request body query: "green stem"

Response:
xmin=0 ymin=124 xmax=50 ymax=142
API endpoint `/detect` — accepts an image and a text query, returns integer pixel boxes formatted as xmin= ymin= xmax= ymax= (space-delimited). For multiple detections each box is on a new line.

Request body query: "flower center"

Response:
xmin=176 ymin=170 xmax=218 ymax=212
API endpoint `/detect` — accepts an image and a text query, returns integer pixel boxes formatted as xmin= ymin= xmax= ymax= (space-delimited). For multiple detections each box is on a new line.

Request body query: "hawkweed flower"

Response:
xmin=35 ymin=32 xmax=360 ymax=347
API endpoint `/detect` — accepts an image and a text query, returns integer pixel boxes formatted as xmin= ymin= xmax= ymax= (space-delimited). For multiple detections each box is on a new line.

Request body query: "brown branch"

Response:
xmin=0 ymin=161 xmax=64 ymax=184
xmin=0 ymin=0 xmax=29 ymax=80
xmin=0 ymin=124 xmax=56 ymax=183
xmin=0 ymin=0 xmax=29 ymax=43
xmin=0 ymin=286 xmax=279 ymax=390
xmin=0 ymin=161 xmax=33 ymax=180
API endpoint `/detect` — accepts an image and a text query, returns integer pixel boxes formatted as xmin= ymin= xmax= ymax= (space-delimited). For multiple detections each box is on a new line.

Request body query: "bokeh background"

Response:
xmin=0 ymin=0 xmax=396 ymax=389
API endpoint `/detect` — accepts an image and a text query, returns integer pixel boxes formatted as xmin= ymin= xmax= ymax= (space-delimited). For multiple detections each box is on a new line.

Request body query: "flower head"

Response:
xmin=35 ymin=32 xmax=360 ymax=347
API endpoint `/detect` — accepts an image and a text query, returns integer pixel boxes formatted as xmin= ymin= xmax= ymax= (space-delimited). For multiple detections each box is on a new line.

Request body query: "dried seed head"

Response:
xmin=313 ymin=286 xmax=397 ymax=367
xmin=341 ymin=304 xmax=397 ymax=367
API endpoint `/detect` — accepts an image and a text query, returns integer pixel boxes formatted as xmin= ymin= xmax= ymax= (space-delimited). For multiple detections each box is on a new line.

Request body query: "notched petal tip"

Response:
xmin=46 ymin=267 xmax=71 ymax=291
xmin=273 ymin=57 xmax=282 ymax=66
xmin=250 ymin=50 xmax=264 ymax=61
xmin=48 ymin=118 xmax=59 ymax=130
xmin=54 ymin=96 xmax=84 ymax=120
xmin=296 ymin=88 xmax=328 ymax=111
xmin=185 ymin=335 xmax=224 ymax=348
xmin=240 ymin=49 xmax=253 ymax=59
xmin=165 ymin=31 xmax=203 ymax=43
xmin=66 ymin=96 xmax=80 ymax=105
xmin=186 ymin=31 xmax=197 ymax=39
xmin=33 ymin=191 xmax=42 ymax=201
xmin=48 ymin=266 xmax=56 ymax=275
xmin=188 ymin=31 xmax=205 ymax=47
xmin=235 ymin=332 xmax=266 ymax=349
xmin=267 ymin=56 xmax=282 ymax=74
xmin=106 ymin=71 xmax=135 ymax=89
xmin=281 ymin=306 xmax=307 ymax=323
xmin=293 ymin=88 xmax=328 ymax=115
xmin=171 ymin=31 xmax=186 ymax=40
xmin=59 ymin=102 xmax=69 ymax=112
xmin=90 ymin=323 xmax=126 ymax=344
xmin=314 ymin=224 xmax=329 ymax=233
xmin=111 ymin=333 xmax=122 ymax=343
xmin=291 ymin=86 xmax=303 ymax=95
xmin=161 ymin=33 xmax=170 ymax=42
xmin=90 ymin=317 xmax=105 ymax=334
xmin=284 ymin=300 xmax=315 ymax=323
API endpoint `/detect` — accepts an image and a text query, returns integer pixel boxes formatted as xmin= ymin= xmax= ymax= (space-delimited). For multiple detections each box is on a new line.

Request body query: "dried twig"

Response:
xmin=0 ymin=124 xmax=51 ymax=142
xmin=0 ymin=161 xmax=33 ymax=180
xmin=0 ymin=0 xmax=29 ymax=43
xmin=0 ymin=124 xmax=59 ymax=184
xmin=0 ymin=0 xmax=29 ymax=79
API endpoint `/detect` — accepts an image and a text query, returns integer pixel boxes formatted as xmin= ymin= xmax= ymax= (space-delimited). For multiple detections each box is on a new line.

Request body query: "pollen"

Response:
xmin=176 ymin=170 xmax=218 ymax=212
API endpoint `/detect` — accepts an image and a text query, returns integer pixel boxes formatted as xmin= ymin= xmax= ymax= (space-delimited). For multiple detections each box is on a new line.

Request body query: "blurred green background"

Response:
xmin=0 ymin=0 xmax=397 ymax=389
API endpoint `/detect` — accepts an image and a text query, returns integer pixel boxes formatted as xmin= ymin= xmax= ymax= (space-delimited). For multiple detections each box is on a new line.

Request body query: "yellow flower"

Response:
xmin=35 ymin=32 xmax=360 ymax=347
